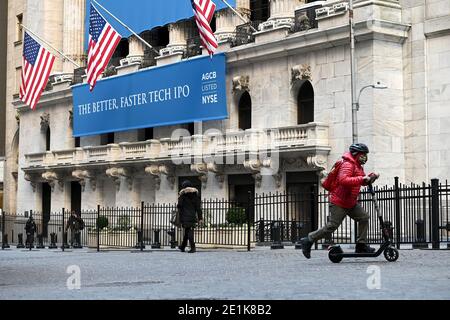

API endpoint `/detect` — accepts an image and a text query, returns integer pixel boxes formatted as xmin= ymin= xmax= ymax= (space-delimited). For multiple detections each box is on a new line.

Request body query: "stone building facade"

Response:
xmin=0 ymin=0 xmax=7 ymax=210
xmin=3 ymin=0 xmax=450 ymax=219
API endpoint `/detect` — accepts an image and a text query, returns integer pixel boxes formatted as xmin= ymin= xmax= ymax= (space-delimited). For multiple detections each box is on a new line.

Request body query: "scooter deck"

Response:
xmin=331 ymin=242 xmax=391 ymax=258
xmin=339 ymin=248 xmax=384 ymax=258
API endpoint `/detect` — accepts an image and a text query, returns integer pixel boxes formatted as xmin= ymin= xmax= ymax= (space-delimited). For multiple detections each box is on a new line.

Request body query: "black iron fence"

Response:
xmin=231 ymin=21 xmax=262 ymax=48
xmin=1 ymin=178 xmax=449 ymax=251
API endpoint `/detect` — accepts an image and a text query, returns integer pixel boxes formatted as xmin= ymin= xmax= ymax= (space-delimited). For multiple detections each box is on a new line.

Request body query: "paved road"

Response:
xmin=1 ymin=246 xmax=449 ymax=300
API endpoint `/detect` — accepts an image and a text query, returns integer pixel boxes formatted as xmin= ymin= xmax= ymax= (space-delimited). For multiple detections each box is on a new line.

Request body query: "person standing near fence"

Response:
xmin=25 ymin=215 xmax=37 ymax=248
xmin=301 ymin=143 xmax=380 ymax=259
xmin=65 ymin=211 xmax=84 ymax=248
xmin=177 ymin=180 xmax=203 ymax=253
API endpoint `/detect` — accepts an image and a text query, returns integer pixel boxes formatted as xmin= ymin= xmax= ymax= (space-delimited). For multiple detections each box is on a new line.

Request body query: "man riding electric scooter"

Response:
xmin=301 ymin=143 xmax=380 ymax=259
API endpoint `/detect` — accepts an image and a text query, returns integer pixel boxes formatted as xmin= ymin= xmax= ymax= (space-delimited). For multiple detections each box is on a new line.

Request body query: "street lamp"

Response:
xmin=352 ymin=82 xmax=388 ymax=143
xmin=356 ymin=82 xmax=388 ymax=111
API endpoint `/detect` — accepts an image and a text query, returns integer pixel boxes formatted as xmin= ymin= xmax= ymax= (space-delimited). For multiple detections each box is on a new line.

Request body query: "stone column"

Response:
xmin=62 ymin=0 xmax=86 ymax=74
xmin=269 ymin=0 xmax=300 ymax=20
xmin=260 ymin=0 xmax=301 ymax=30
xmin=161 ymin=21 xmax=196 ymax=55
xmin=214 ymin=0 xmax=251 ymax=43
xmin=157 ymin=20 xmax=196 ymax=66
xmin=116 ymin=36 xmax=146 ymax=75
xmin=128 ymin=36 xmax=145 ymax=59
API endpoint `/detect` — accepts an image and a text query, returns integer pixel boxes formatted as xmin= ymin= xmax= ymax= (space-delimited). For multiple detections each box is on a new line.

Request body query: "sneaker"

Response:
xmin=355 ymin=243 xmax=376 ymax=253
xmin=300 ymin=237 xmax=313 ymax=259
xmin=178 ymin=246 xmax=186 ymax=252
xmin=188 ymin=248 xmax=196 ymax=253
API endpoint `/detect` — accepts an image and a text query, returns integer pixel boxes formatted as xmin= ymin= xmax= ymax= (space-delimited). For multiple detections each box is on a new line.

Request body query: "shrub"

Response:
xmin=226 ymin=207 xmax=247 ymax=225
xmin=96 ymin=216 xmax=109 ymax=230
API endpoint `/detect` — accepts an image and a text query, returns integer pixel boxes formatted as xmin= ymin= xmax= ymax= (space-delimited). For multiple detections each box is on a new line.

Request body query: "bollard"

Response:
xmin=294 ymin=222 xmax=304 ymax=249
xmin=167 ymin=228 xmax=177 ymax=249
xmin=270 ymin=221 xmax=284 ymax=249
xmin=258 ymin=220 xmax=265 ymax=243
xmin=412 ymin=219 xmax=428 ymax=248
xmin=48 ymin=233 xmax=57 ymax=249
xmin=383 ymin=220 xmax=394 ymax=240
xmin=290 ymin=221 xmax=299 ymax=243
xmin=151 ymin=229 xmax=161 ymax=249
xmin=134 ymin=230 xmax=146 ymax=250
xmin=61 ymin=232 xmax=70 ymax=249
xmin=2 ymin=234 xmax=10 ymax=249
xmin=36 ymin=234 xmax=45 ymax=249
xmin=17 ymin=233 xmax=25 ymax=248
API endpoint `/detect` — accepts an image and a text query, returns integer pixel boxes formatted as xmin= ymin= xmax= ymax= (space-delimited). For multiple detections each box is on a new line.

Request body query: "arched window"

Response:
xmin=238 ymin=91 xmax=252 ymax=130
xmin=297 ymin=81 xmax=314 ymax=125
xmin=45 ymin=126 xmax=51 ymax=151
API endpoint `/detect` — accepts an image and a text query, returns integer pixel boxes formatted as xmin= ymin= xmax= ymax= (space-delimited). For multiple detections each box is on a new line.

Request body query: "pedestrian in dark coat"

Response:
xmin=65 ymin=211 xmax=84 ymax=248
xmin=25 ymin=215 xmax=37 ymax=248
xmin=177 ymin=180 xmax=203 ymax=253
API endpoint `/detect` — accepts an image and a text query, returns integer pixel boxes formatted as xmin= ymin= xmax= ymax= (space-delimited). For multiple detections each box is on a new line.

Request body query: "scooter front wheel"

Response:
xmin=383 ymin=247 xmax=399 ymax=262
xmin=328 ymin=246 xmax=344 ymax=263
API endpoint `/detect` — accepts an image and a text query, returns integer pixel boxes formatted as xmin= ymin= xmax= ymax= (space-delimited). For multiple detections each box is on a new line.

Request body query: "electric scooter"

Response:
xmin=328 ymin=183 xmax=399 ymax=263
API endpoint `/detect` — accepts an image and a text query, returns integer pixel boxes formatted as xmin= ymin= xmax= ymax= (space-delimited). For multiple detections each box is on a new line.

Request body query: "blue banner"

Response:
xmin=72 ymin=53 xmax=228 ymax=137
xmin=85 ymin=0 xmax=236 ymax=48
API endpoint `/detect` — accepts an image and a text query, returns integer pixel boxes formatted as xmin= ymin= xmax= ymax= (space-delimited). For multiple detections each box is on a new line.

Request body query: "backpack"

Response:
xmin=321 ymin=159 xmax=344 ymax=192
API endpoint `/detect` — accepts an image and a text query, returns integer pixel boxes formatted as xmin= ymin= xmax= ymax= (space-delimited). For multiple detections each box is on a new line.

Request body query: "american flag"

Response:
xmin=87 ymin=4 xmax=122 ymax=91
xmin=19 ymin=32 xmax=56 ymax=110
xmin=191 ymin=0 xmax=218 ymax=56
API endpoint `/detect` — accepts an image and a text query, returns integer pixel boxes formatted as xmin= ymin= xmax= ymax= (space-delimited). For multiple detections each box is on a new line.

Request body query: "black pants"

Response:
xmin=181 ymin=227 xmax=195 ymax=248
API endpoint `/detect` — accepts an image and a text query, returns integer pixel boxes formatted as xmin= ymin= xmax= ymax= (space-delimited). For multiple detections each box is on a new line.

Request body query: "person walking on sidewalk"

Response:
xmin=301 ymin=143 xmax=380 ymax=259
xmin=177 ymin=180 xmax=203 ymax=253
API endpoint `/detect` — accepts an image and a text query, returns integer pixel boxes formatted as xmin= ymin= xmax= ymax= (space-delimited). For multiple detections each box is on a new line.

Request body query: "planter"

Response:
xmin=194 ymin=226 xmax=255 ymax=245
xmin=87 ymin=230 xmax=138 ymax=248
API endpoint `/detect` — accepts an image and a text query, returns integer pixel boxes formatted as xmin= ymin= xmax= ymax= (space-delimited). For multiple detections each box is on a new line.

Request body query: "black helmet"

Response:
xmin=181 ymin=180 xmax=192 ymax=189
xmin=349 ymin=143 xmax=369 ymax=154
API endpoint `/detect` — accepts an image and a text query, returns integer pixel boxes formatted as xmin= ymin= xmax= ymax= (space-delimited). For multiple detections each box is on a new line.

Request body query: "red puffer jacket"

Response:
xmin=330 ymin=152 xmax=367 ymax=209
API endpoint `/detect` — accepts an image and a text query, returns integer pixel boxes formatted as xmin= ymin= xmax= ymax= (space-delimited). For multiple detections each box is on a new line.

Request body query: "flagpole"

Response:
xmin=20 ymin=24 xmax=81 ymax=68
xmin=91 ymin=0 xmax=160 ymax=56
xmin=220 ymin=0 xmax=257 ymax=33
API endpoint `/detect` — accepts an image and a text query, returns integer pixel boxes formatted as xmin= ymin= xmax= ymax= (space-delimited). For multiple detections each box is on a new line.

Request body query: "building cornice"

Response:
xmin=13 ymin=84 xmax=73 ymax=112
xmin=226 ymin=19 xmax=410 ymax=67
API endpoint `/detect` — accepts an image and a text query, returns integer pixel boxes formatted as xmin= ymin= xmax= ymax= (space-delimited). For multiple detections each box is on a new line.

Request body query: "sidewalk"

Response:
xmin=1 ymin=246 xmax=449 ymax=300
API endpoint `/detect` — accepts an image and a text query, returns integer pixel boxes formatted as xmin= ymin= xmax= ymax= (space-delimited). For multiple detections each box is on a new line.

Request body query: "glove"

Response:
xmin=364 ymin=173 xmax=379 ymax=184
xmin=369 ymin=172 xmax=380 ymax=182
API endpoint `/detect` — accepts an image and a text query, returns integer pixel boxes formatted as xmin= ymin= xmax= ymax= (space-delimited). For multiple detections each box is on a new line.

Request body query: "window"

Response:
xmin=187 ymin=123 xmax=195 ymax=136
xmin=74 ymin=137 xmax=80 ymax=148
xmin=16 ymin=14 xmax=23 ymax=42
xmin=250 ymin=0 xmax=270 ymax=23
xmin=15 ymin=67 xmax=22 ymax=95
xmin=100 ymin=133 xmax=114 ymax=145
xmin=138 ymin=128 xmax=154 ymax=141
xmin=45 ymin=127 xmax=51 ymax=151
xmin=297 ymin=81 xmax=314 ymax=125
xmin=238 ymin=91 xmax=252 ymax=130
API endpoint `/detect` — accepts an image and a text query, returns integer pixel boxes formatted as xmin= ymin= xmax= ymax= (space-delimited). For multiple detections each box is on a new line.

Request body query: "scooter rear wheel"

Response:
xmin=328 ymin=246 xmax=344 ymax=263
xmin=383 ymin=247 xmax=399 ymax=262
